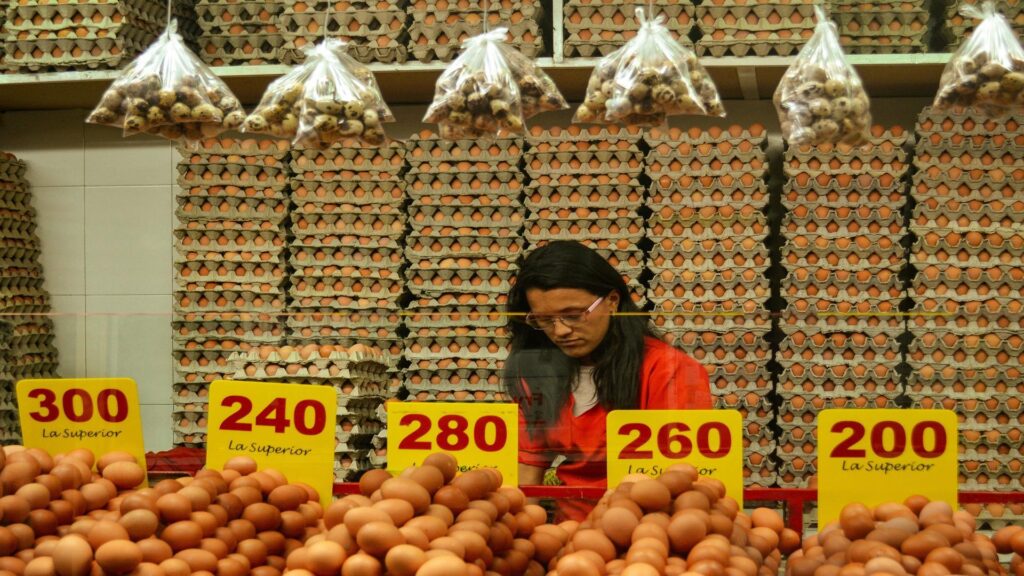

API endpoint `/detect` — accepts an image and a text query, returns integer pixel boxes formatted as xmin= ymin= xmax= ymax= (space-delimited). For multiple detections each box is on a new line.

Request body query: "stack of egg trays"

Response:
xmin=908 ymin=108 xmax=1024 ymax=495
xmin=0 ymin=321 xmax=17 ymax=442
xmin=228 ymin=343 xmax=394 ymax=480
xmin=286 ymin=142 xmax=406 ymax=430
xmin=195 ymin=0 xmax=285 ymax=65
xmin=524 ymin=126 xmax=647 ymax=308
xmin=563 ymin=0 xmax=694 ymax=58
xmin=944 ymin=0 xmax=1024 ymax=50
xmin=829 ymin=0 xmax=930 ymax=54
xmin=280 ymin=0 xmax=408 ymax=64
xmin=172 ymin=138 xmax=292 ymax=448
xmin=403 ymin=131 xmax=524 ymax=402
xmin=2 ymin=0 xmax=199 ymax=72
xmin=0 ymin=152 xmax=59 ymax=386
xmin=695 ymin=0 xmax=816 ymax=57
xmin=643 ymin=125 xmax=774 ymax=487
xmin=407 ymin=0 xmax=543 ymax=63
xmin=776 ymin=127 xmax=911 ymax=487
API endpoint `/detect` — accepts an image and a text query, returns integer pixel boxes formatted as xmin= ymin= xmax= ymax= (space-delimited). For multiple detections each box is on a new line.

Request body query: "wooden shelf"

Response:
xmin=0 ymin=54 xmax=951 ymax=111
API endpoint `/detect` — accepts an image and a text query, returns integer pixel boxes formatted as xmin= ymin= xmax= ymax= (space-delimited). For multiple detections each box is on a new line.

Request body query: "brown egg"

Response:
xmin=18 ymin=483 xmax=53 ymax=509
xmin=434 ymin=486 xmax=470 ymax=516
xmin=52 ymin=534 xmax=92 ymax=576
xmin=409 ymin=467 xmax=444 ymax=496
xmin=379 ymin=479 xmax=430 ymax=515
xmin=159 ymin=558 xmax=191 ymax=576
xmin=417 ymin=556 xmax=468 ymax=576
xmin=357 ymin=521 xmax=404 ymax=557
xmin=102 ymin=462 xmax=145 ymax=491
xmin=87 ymin=520 xmax=130 ymax=549
xmin=268 ymin=485 xmax=308 ymax=512
xmin=96 ymin=452 xmax=136 ymax=473
xmin=217 ymin=557 xmax=248 ymax=576
xmin=601 ymin=507 xmax=640 ymax=548
xmin=119 ymin=509 xmax=159 ymax=541
xmin=138 ymin=537 xmax=173 ymax=564
xmin=384 ymin=544 xmax=425 ymax=576
xmin=557 ymin=553 xmax=602 ymax=576
xmin=359 ymin=470 xmax=393 ymax=497
xmin=223 ymin=457 xmax=258 ymax=476
xmin=305 ymin=540 xmax=347 ymax=576
xmin=342 ymin=552 xmax=382 ymax=576
xmin=630 ymin=481 xmax=671 ymax=513
xmin=344 ymin=507 xmax=393 ymax=536
xmin=242 ymin=503 xmax=281 ymax=533
xmin=162 ymin=521 xmax=203 ymax=552
xmin=373 ymin=499 xmax=415 ymax=527
xmin=23 ymin=556 xmax=54 ymax=576
xmin=96 ymin=540 xmax=143 ymax=574
xmin=572 ymin=530 xmax=616 ymax=562
xmin=157 ymin=493 xmax=192 ymax=524
xmin=175 ymin=548 xmax=219 ymax=572
xmin=422 ymin=454 xmax=458 ymax=484
xmin=179 ymin=486 xmax=213 ymax=511
xmin=236 ymin=539 xmax=268 ymax=567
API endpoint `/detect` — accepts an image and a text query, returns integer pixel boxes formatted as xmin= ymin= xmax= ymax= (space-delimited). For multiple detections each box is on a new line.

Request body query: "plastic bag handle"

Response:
xmin=635 ymin=6 xmax=667 ymax=28
xmin=961 ymin=0 xmax=998 ymax=21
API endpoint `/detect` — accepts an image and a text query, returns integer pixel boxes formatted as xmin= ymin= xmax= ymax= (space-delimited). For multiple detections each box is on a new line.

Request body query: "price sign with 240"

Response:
xmin=16 ymin=378 xmax=146 ymax=472
xmin=818 ymin=409 xmax=958 ymax=524
xmin=207 ymin=380 xmax=336 ymax=505
xmin=607 ymin=410 xmax=743 ymax=504
xmin=387 ymin=402 xmax=517 ymax=485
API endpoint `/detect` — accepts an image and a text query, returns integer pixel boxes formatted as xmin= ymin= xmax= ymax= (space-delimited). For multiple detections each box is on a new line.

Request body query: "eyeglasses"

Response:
xmin=523 ymin=295 xmax=607 ymax=331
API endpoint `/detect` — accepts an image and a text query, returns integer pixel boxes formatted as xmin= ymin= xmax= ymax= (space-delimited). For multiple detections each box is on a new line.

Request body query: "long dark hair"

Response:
xmin=502 ymin=241 xmax=656 ymax=436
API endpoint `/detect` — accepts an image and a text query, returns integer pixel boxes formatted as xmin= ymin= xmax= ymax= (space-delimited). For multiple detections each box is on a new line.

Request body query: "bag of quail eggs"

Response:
xmin=773 ymin=5 xmax=871 ymax=146
xmin=574 ymin=8 xmax=724 ymax=128
xmin=243 ymin=38 xmax=394 ymax=148
xmin=87 ymin=20 xmax=246 ymax=143
xmin=424 ymin=28 xmax=567 ymax=140
xmin=933 ymin=1 xmax=1024 ymax=116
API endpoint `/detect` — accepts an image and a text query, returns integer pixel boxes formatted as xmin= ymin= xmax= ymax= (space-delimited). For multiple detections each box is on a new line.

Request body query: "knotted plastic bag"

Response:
xmin=424 ymin=28 xmax=567 ymax=139
xmin=574 ymin=8 xmax=724 ymax=127
xmin=773 ymin=5 xmax=871 ymax=146
xmin=934 ymin=1 xmax=1024 ymax=116
xmin=243 ymin=38 xmax=393 ymax=148
xmin=87 ymin=20 xmax=245 ymax=143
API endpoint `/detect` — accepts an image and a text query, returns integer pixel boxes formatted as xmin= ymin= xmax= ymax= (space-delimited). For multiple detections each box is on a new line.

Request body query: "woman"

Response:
xmin=503 ymin=241 xmax=712 ymax=517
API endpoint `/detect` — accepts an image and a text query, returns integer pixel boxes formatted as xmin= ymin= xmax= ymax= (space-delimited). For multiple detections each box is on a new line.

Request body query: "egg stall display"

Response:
xmin=829 ymin=0 xmax=931 ymax=55
xmin=0 ymin=0 xmax=199 ymax=72
xmin=406 ymin=0 xmax=544 ymax=64
xmin=643 ymin=125 xmax=775 ymax=488
xmin=524 ymin=126 xmax=647 ymax=307
xmin=279 ymin=0 xmax=409 ymax=65
xmin=402 ymin=131 xmax=523 ymax=403
xmin=172 ymin=137 xmax=292 ymax=447
xmin=776 ymin=127 xmax=911 ymax=488
xmin=0 ymin=152 xmax=60 ymax=391
xmin=195 ymin=0 xmax=286 ymax=65
xmin=562 ymin=0 xmax=695 ymax=58
xmin=787 ymin=498 xmax=1008 ymax=576
xmin=548 ymin=467 xmax=800 ymax=576
xmin=694 ymin=0 xmax=816 ymax=57
xmin=227 ymin=343 xmax=395 ymax=481
xmin=907 ymin=108 xmax=1024 ymax=511
xmin=944 ymin=0 xmax=1024 ymax=50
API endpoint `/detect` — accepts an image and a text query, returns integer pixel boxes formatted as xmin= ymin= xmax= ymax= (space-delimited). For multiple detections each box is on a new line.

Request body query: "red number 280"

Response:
xmin=398 ymin=414 xmax=507 ymax=453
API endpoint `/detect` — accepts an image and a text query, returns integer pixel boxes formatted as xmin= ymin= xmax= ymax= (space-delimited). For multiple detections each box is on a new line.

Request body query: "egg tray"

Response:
xmin=563 ymin=37 xmax=689 ymax=59
xmin=959 ymin=428 xmax=1024 ymax=454
xmin=915 ymin=157 xmax=1023 ymax=177
xmin=408 ymin=206 xmax=524 ymax=231
xmin=291 ymin=293 xmax=405 ymax=312
xmin=175 ymin=235 xmax=286 ymax=259
xmin=406 ymin=236 xmax=524 ymax=260
xmin=912 ymin=271 xmax=1024 ymax=296
xmin=401 ymin=370 xmax=503 ymax=392
xmin=779 ymin=346 xmax=901 ymax=369
xmin=784 ymin=161 xmax=909 ymax=182
xmin=778 ymin=375 xmax=902 ymax=397
xmin=918 ymin=128 xmax=1024 ymax=151
xmin=647 ymin=140 xmax=767 ymax=165
xmin=688 ymin=344 xmax=773 ymax=368
xmin=291 ymin=243 xmax=402 ymax=266
xmin=524 ymin=156 xmax=645 ymax=178
xmin=290 ymin=278 xmax=403 ymax=299
xmin=405 ymin=255 xmax=514 ymax=273
xmin=913 ymin=199 xmax=1024 ymax=224
xmin=178 ymin=177 xmax=290 ymax=200
xmin=403 ymin=307 xmax=507 ymax=331
xmin=279 ymin=7 xmax=408 ymax=40
xmin=407 ymin=267 xmax=512 ymax=287
xmin=913 ymin=166 xmax=1024 ymax=192
xmin=408 ymin=162 xmax=520 ymax=182
xmin=782 ymin=283 xmax=906 ymax=307
xmin=408 ymin=25 xmax=543 ymax=63
xmin=405 ymin=132 xmax=523 ymax=162
xmin=648 ymin=284 xmax=770 ymax=308
xmin=563 ymin=1 xmax=694 ymax=33
xmin=695 ymin=38 xmax=810 ymax=58
xmin=909 ymin=313 xmax=1024 ymax=335
xmin=779 ymin=315 xmax=904 ymax=340
xmin=784 ymin=183 xmax=906 ymax=211
xmin=908 ymin=346 xmax=1024 ymax=371
xmin=286 ymin=324 xmax=403 ymax=345
xmin=908 ymin=377 xmax=1024 ymax=401
xmin=649 ymin=264 xmax=769 ymax=289
xmin=291 ymin=213 xmax=406 ymax=239
xmin=648 ymin=149 xmax=767 ymax=173
xmin=909 ymin=223 xmax=1024 ymax=246
xmin=913 ymin=211 xmax=1024 ymax=234
xmin=292 ymin=144 xmax=404 ymax=169
xmin=650 ymin=209 xmax=767 ymax=234
xmin=783 ymin=266 xmax=901 ymax=293
xmin=780 ymin=332 xmax=901 ymax=358
xmin=290 ymin=181 xmax=406 ymax=207
xmin=404 ymin=389 xmax=508 ymax=403
xmin=652 ymin=310 xmax=773 ymax=334
xmin=648 ymin=231 xmax=770 ymax=257
xmin=908 ymin=294 xmax=1024 ymax=319
xmin=526 ymin=188 xmax=644 ymax=215
xmin=175 ymin=218 xmax=284 ymax=235
xmin=649 ymin=189 xmax=769 ymax=215
xmin=175 ymin=196 xmax=290 ymax=223
xmin=524 ymin=219 xmax=645 ymax=242
xmin=2 ymin=31 xmax=169 ymax=72
xmin=176 ymin=260 xmax=286 ymax=282
xmin=781 ymin=243 xmax=907 ymax=268
xmin=526 ymin=136 xmax=641 ymax=158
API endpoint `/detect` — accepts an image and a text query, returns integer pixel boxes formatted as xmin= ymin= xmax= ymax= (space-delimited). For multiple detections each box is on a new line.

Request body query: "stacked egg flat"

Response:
xmin=403 ymin=131 xmax=523 ymax=402
xmin=909 ymin=108 xmax=1024 ymax=494
xmin=407 ymin=0 xmax=543 ymax=63
xmin=644 ymin=125 xmax=774 ymax=487
xmin=0 ymin=322 xmax=15 ymax=443
xmin=287 ymin=144 xmax=406 ymax=360
xmin=172 ymin=137 xmax=291 ymax=447
xmin=229 ymin=343 xmax=393 ymax=480
xmin=777 ymin=127 xmax=910 ymax=487
xmin=525 ymin=125 xmax=647 ymax=307
xmin=829 ymin=0 xmax=930 ymax=54
xmin=195 ymin=0 xmax=285 ymax=65
xmin=944 ymin=0 xmax=1024 ymax=50
xmin=695 ymin=0 xmax=816 ymax=57
xmin=280 ymin=0 xmax=408 ymax=64
xmin=562 ymin=0 xmax=694 ymax=58
xmin=0 ymin=152 xmax=59 ymax=384
xmin=1 ymin=0 xmax=198 ymax=72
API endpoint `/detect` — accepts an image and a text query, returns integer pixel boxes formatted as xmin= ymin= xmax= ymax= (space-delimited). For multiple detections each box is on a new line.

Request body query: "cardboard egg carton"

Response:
xmin=529 ymin=125 xmax=643 ymax=145
xmin=401 ymin=368 xmax=505 ymax=389
xmin=838 ymin=37 xmax=928 ymax=55
xmin=198 ymin=34 xmax=284 ymax=65
xmin=291 ymin=181 xmax=405 ymax=207
xmin=178 ymin=168 xmax=290 ymax=193
xmin=405 ymin=179 xmax=524 ymax=200
xmin=175 ymin=229 xmax=285 ymax=255
xmin=407 ymin=352 xmax=502 ymax=371
xmin=291 ymin=242 xmax=402 ymax=267
xmin=913 ymin=165 xmax=1024 ymax=189
xmin=648 ymin=157 xmax=767 ymax=182
xmin=779 ymin=341 xmax=901 ymax=367
xmin=915 ymin=150 xmax=1022 ymax=173
xmin=650 ymin=249 xmax=768 ymax=275
xmin=912 ymin=269 xmax=1024 ymax=297
xmin=652 ymin=309 xmax=772 ymax=333
xmin=291 ymin=212 xmax=405 ymax=239
xmin=405 ymin=132 xmax=523 ymax=163
xmin=524 ymin=217 xmax=644 ymax=243
xmin=404 ymin=304 xmax=506 ymax=330
xmin=525 ymin=144 xmax=642 ymax=169
xmin=705 ymin=367 xmax=773 ymax=396
xmin=563 ymin=0 xmax=693 ymax=57
xmin=913 ymin=206 xmax=1024 ymax=229
xmin=176 ymin=259 xmax=285 ymax=282
xmin=293 ymin=146 xmax=405 ymax=172
xmin=278 ymin=6 xmax=408 ymax=64
xmin=408 ymin=17 xmax=541 ymax=63
xmin=916 ymin=107 xmax=1024 ymax=136
xmin=917 ymin=130 xmax=1024 ymax=156
xmin=292 ymin=293 xmax=402 ymax=311
xmin=913 ymin=197 xmax=1024 ymax=223
xmin=696 ymin=36 xmax=811 ymax=57
xmin=649 ymin=233 xmax=769 ymax=259
xmin=943 ymin=0 xmax=1024 ymax=49
xmin=649 ymin=278 xmax=769 ymax=306
xmin=686 ymin=340 xmax=772 ymax=366
xmin=291 ymin=275 xmax=402 ymax=296
xmin=910 ymin=331 xmax=1024 ymax=360
xmin=406 ymin=272 xmax=512 ymax=297
xmin=175 ymin=289 xmax=285 ymax=313
xmin=408 ymin=205 xmax=524 ymax=230
xmin=404 ymin=386 xmax=508 ymax=403
xmin=175 ymin=195 xmax=290 ymax=223
xmin=783 ymin=281 xmax=905 ymax=306
xmin=406 ymin=234 xmax=523 ymax=259
xmin=909 ymin=312 xmax=1024 ymax=335
xmin=525 ymin=154 xmax=644 ymax=177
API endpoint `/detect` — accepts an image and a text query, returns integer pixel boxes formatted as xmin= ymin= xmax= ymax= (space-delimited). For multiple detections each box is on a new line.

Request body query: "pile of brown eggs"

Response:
xmin=787 ymin=497 xmax=1006 ymax=576
xmin=994 ymin=525 xmax=1024 ymax=576
xmin=546 ymin=466 xmax=800 ymax=576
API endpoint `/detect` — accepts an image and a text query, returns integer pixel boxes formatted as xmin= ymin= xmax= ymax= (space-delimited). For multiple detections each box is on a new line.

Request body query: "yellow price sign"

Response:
xmin=387 ymin=402 xmax=517 ymax=485
xmin=607 ymin=410 xmax=743 ymax=504
xmin=207 ymin=380 xmax=336 ymax=506
xmin=16 ymin=378 xmax=146 ymax=476
xmin=819 ymin=409 xmax=958 ymax=524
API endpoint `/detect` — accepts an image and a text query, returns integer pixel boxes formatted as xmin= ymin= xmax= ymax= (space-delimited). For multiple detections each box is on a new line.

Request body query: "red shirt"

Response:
xmin=517 ymin=336 xmax=712 ymax=519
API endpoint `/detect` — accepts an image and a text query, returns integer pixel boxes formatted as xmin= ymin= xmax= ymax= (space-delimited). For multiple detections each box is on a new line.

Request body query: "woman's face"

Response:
xmin=524 ymin=287 xmax=620 ymax=361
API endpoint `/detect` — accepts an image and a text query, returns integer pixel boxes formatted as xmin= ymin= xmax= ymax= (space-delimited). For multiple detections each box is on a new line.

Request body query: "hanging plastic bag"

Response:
xmin=773 ymin=5 xmax=871 ymax=146
xmin=934 ymin=1 xmax=1024 ymax=116
xmin=424 ymin=28 xmax=567 ymax=139
xmin=574 ymin=8 xmax=724 ymax=127
xmin=87 ymin=20 xmax=246 ymax=143
xmin=243 ymin=38 xmax=394 ymax=148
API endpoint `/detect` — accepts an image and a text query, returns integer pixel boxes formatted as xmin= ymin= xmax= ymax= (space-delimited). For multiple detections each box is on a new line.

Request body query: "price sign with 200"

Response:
xmin=829 ymin=419 xmax=947 ymax=459
xmin=218 ymin=396 xmax=327 ymax=435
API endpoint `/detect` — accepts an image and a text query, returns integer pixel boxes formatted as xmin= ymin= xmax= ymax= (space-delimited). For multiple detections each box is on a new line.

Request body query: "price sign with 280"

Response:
xmin=818 ymin=409 xmax=958 ymax=525
xmin=207 ymin=380 xmax=336 ymax=505
xmin=388 ymin=402 xmax=517 ymax=485
xmin=16 ymin=378 xmax=146 ymax=470
xmin=607 ymin=410 xmax=743 ymax=504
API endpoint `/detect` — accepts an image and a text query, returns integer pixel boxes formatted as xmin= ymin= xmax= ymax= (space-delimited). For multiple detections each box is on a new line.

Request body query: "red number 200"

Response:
xmin=830 ymin=420 xmax=947 ymax=459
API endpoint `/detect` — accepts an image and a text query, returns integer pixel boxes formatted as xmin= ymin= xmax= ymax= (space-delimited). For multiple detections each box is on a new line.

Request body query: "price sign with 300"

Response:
xmin=207 ymin=380 xmax=336 ymax=505
xmin=387 ymin=402 xmax=517 ymax=485
xmin=607 ymin=410 xmax=743 ymax=504
xmin=16 ymin=378 xmax=146 ymax=471
xmin=819 ymin=409 xmax=958 ymax=524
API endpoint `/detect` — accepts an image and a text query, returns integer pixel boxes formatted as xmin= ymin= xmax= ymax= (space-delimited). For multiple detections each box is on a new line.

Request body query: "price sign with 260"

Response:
xmin=388 ymin=402 xmax=518 ymax=485
xmin=818 ymin=409 xmax=958 ymax=525
xmin=607 ymin=410 xmax=743 ymax=503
